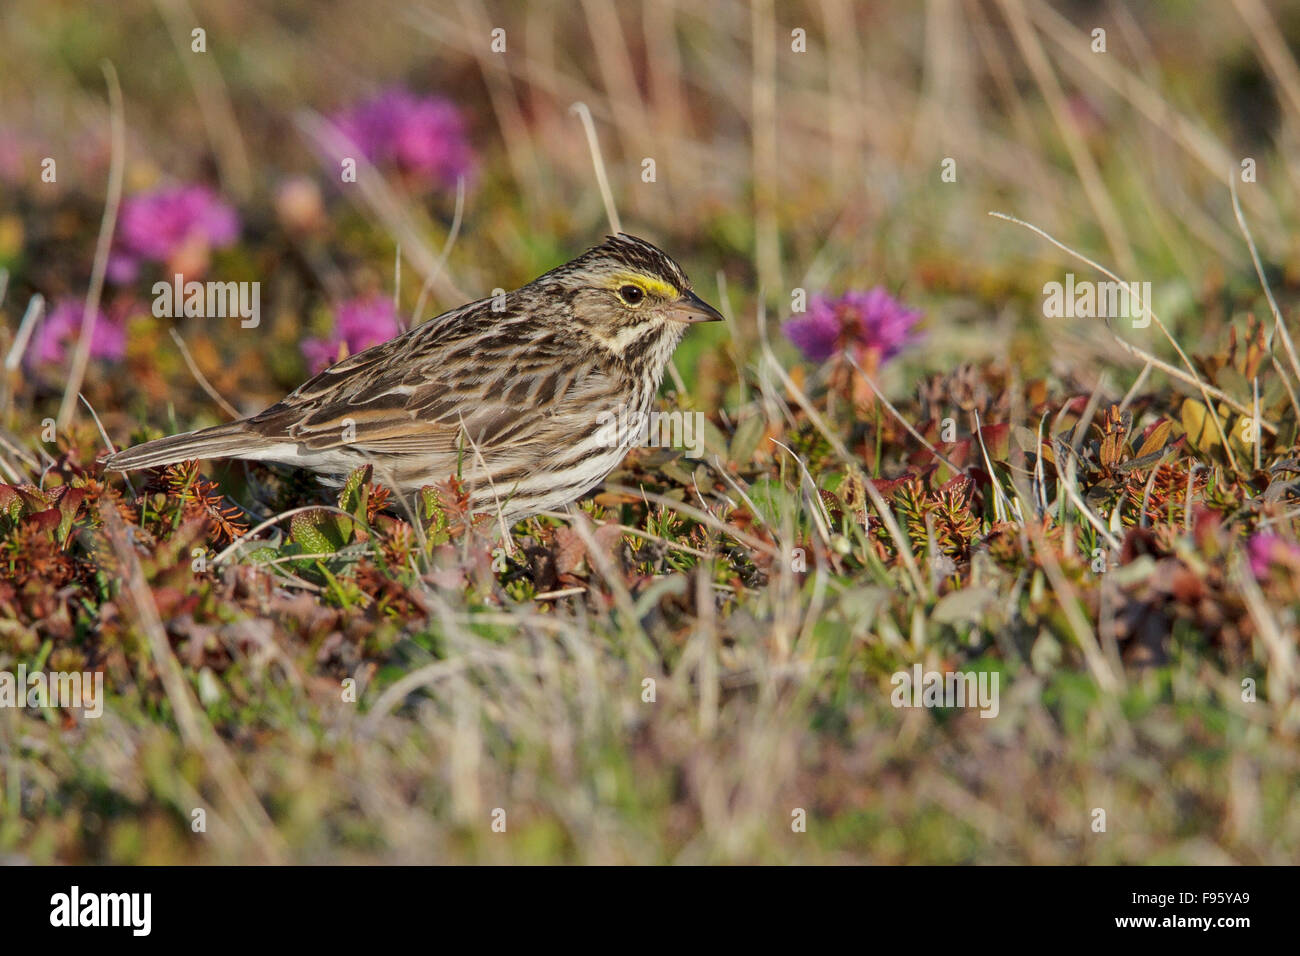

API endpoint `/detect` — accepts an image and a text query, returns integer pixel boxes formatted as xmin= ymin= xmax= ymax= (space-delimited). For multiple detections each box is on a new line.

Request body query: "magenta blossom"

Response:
xmin=302 ymin=296 xmax=401 ymax=374
xmin=1247 ymin=532 xmax=1300 ymax=578
xmin=783 ymin=288 xmax=922 ymax=364
xmin=0 ymin=133 xmax=29 ymax=184
xmin=331 ymin=89 xmax=474 ymax=187
xmin=28 ymin=299 xmax=126 ymax=366
xmin=109 ymin=185 xmax=240 ymax=284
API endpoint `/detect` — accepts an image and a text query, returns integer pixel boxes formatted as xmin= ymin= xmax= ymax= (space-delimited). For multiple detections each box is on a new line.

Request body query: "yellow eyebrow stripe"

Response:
xmin=607 ymin=273 xmax=679 ymax=300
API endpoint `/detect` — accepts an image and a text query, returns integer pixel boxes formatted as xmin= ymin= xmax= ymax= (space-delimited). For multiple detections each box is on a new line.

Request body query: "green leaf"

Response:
xmin=728 ymin=412 xmax=766 ymax=465
xmin=56 ymin=488 xmax=86 ymax=547
xmin=1011 ymin=425 xmax=1040 ymax=457
xmin=931 ymin=586 xmax=998 ymax=625
xmin=1135 ymin=419 xmax=1172 ymax=459
xmin=1180 ymin=398 xmax=1226 ymax=454
xmin=338 ymin=464 xmax=373 ymax=520
xmin=421 ymin=486 xmax=447 ymax=537
xmin=0 ymin=485 xmax=26 ymax=522
xmin=290 ymin=509 xmax=349 ymax=554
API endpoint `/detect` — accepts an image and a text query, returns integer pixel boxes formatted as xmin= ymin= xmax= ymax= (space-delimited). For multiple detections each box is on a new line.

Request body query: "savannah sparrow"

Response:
xmin=104 ymin=234 xmax=723 ymax=521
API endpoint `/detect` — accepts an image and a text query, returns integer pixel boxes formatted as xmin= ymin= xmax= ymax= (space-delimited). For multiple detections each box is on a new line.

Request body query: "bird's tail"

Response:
xmin=103 ymin=421 xmax=272 ymax=472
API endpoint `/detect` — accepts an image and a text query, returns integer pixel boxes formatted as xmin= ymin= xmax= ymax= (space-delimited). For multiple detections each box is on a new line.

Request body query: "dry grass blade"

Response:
xmin=295 ymin=110 xmax=467 ymax=304
xmin=168 ymin=327 xmax=240 ymax=420
xmin=1228 ymin=173 xmax=1300 ymax=424
xmin=569 ymin=101 xmax=622 ymax=234
xmin=601 ymin=482 xmax=779 ymax=558
xmin=4 ymin=294 xmax=43 ymax=373
xmin=1027 ymin=0 xmax=1281 ymax=238
xmin=57 ymin=62 xmax=125 ymax=429
xmin=751 ymin=0 xmax=782 ymax=302
xmin=100 ymin=502 xmax=286 ymax=860
xmin=154 ymin=0 xmax=253 ymax=199
xmin=1232 ymin=550 xmax=1297 ymax=723
xmin=995 ymin=0 xmax=1136 ymax=276
xmin=411 ymin=176 xmax=467 ymax=328
xmin=844 ymin=351 xmax=963 ymax=474
xmin=989 ymin=210 xmax=1270 ymax=456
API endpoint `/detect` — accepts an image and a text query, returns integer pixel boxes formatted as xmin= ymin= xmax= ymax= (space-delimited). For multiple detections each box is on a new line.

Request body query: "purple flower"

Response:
xmin=331 ymin=89 xmax=473 ymax=187
xmin=782 ymin=288 xmax=922 ymax=364
xmin=0 ymin=134 xmax=28 ymax=184
xmin=1247 ymin=532 xmax=1300 ymax=578
xmin=302 ymin=296 xmax=401 ymax=374
xmin=28 ymin=299 xmax=125 ymax=366
xmin=110 ymin=185 xmax=240 ymax=283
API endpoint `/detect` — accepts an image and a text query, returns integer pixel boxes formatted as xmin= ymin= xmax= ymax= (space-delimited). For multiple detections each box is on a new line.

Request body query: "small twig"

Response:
xmin=169 ymin=327 xmax=241 ymax=419
xmin=78 ymin=393 xmax=136 ymax=496
xmin=534 ymin=586 xmax=587 ymax=601
xmin=1233 ymin=548 xmax=1296 ymax=708
xmin=4 ymin=294 xmax=43 ymax=372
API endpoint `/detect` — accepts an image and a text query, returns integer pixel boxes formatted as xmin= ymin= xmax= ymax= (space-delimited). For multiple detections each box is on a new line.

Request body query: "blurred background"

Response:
xmin=3 ymin=0 xmax=1300 ymax=864
xmin=3 ymin=0 xmax=1299 ymax=434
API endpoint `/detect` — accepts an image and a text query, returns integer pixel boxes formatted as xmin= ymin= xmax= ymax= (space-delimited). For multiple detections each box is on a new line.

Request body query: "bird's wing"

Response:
xmin=247 ymin=307 xmax=621 ymax=462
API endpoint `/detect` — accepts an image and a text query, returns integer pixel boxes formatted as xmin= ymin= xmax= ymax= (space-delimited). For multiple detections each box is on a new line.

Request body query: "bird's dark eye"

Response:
xmin=618 ymin=284 xmax=645 ymax=306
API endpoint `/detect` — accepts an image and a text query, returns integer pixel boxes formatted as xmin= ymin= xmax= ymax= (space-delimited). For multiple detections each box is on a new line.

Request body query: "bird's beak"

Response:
xmin=667 ymin=289 xmax=725 ymax=324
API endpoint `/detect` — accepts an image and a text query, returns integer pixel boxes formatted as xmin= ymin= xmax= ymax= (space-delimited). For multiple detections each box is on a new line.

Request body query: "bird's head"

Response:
xmin=537 ymin=233 xmax=724 ymax=361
